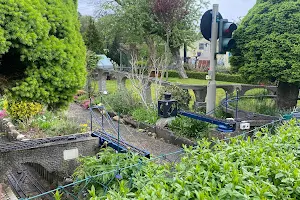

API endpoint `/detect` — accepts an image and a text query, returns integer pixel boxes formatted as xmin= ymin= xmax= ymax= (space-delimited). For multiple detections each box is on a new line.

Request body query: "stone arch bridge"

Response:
xmin=95 ymin=69 xmax=277 ymax=107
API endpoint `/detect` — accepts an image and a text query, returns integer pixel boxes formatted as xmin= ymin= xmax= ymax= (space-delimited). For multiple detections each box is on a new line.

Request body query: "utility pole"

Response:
xmin=206 ymin=4 xmax=218 ymax=115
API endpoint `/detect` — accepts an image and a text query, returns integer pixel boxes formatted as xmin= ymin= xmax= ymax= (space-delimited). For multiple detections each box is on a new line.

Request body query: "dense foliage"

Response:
xmin=159 ymin=85 xmax=191 ymax=110
xmin=7 ymin=101 xmax=42 ymax=121
xmin=70 ymin=120 xmax=300 ymax=199
xmin=168 ymin=115 xmax=209 ymax=139
xmin=131 ymin=107 xmax=159 ymax=125
xmin=101 ymin=89 xmax=140 ymax=115
xmin=230 ymin=0 xmax=300 ymax=108
xmin=0 ymin=0 xmax=86 ymax=109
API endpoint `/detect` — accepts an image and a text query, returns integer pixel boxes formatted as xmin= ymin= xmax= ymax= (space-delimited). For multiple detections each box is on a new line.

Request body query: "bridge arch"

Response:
xmin=23 ymin=162 xmax=58 ymax=185
xmin=240 ymin=86 xmax=277 ymax=96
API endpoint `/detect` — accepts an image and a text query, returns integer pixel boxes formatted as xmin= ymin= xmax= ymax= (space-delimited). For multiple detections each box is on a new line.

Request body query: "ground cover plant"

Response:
xmin=168 ymin=116 xmax=209 ymax=139
xmin=16 ymin=110 xmax=85 ymax=138
xmin=131 ymin=107 xmax=158 ymax=125
xmin=66 ymin=120 xmax=300 ymax=199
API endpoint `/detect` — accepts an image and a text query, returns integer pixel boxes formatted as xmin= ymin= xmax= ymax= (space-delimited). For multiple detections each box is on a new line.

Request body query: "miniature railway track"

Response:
xmin=7 ymin=169 xmax=53 ymax=199
xmin=0 ymin=133 xmax=90 ymax=153
xmin=92 ymin=131 xmax=150 ymax=158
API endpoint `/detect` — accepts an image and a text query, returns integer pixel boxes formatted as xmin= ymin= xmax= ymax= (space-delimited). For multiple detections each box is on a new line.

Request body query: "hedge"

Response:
xmin=167 ymin=70 xmax=245 ymax=83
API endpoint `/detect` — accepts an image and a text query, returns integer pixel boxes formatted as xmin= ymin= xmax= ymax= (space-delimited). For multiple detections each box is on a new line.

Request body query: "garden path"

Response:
xmin=66 ymin=103 xmax=181 ymax=157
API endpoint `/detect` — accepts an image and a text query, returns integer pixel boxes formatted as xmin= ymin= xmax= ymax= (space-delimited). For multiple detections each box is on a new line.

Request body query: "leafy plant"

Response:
xmin=101 ymin=89 xmax=141 ymax=115
xmin=69 ymin=120 xmax=300 ymax=199
xmin=7 ymin=101 xmax=43 ymax=121
xmin=168 ymin=116 xmax=209 ymax=139
xmin=159 ymin=85 xmax=191 ymax=110
xmin=73 ymin=148 xmax=147 ymax=197
xmin=105 ymin=120 xmax=300 ymax=199
xmin=131 ymin=107 xmax=159 ymax=125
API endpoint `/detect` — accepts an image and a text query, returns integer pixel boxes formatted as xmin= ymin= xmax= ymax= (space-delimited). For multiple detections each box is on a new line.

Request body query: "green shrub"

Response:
xmin=159 ymin=85 xmax=191 ymax=110
xmin=1 ymin=0 xmax=86 ymax=110
xmin=101 ymin=89 xmax=140 ymax=115
xmin=76 ymin=120 xmax=300 ymax=199
xmin=132 ymin=107 xmax=158 ymax=125
xmin=7 ymin=101 xmax=43 ymax=121
xmin=168 ymin=116 xmax=209 ymax=139
xmin=73 ymin=148 xmax=147 ymax=197
xmin=167 ymin=70 xmax=245 ymax=83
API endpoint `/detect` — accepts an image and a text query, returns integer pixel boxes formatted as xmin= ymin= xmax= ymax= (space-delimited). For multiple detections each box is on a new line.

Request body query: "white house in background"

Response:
xmin=180 ymin=38 xmax=231 ymax=71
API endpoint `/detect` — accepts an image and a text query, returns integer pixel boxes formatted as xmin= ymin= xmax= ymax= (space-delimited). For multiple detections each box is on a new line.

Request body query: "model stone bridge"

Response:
xmin=95 ymin=68 xmax=277 ymax=107
xmin=0 ymin=134 xmax=98 ymax=182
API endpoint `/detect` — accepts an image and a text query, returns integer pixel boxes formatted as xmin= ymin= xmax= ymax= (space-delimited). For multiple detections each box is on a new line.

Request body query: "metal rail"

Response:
xmin=0 ymin=134 xmax=89 ymax=153
xmin=92 ymin=131 xmax=150 ymax=158
xmin=178 ymin=110 xmax=235 ymax=132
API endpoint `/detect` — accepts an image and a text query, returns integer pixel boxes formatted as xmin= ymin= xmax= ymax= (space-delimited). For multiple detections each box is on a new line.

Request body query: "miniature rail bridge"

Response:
xmin=94 ymin=67 xmax=277 ymax=107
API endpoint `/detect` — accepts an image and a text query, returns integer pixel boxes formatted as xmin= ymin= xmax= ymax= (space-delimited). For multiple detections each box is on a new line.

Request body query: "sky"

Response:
xmin=78 ymin=0 xmax=257 ymax=21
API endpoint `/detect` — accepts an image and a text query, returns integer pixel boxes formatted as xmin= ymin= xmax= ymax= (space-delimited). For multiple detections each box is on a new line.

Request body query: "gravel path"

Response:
xmin=66 ymin=103 xmax=181 ymax=157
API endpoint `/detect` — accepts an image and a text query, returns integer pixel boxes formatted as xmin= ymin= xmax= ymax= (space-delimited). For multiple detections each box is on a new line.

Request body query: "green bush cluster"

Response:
xmin=0 ymin=0 xmax=86 ymax=110
xmin=167 ymin=70 xmax=245 ymax=83
xmin=70 ymin=120 xmax=300 ymax=199
xmin=131 ymin=107 xmax=158 ymax=125
xmin=101 ymin=89 xmax=140 ymax=115
xmin=168 ymin=116 xmax=209 ymax=139
xmin=7 ymin=101 xmax=43 ymax=121
xmin=159 ymin=85 xmax=191 ymax=110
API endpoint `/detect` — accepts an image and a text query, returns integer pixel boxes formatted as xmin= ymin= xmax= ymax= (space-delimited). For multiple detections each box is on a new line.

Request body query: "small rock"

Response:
xmin=137 ymin=129 xmax=144 ymax=132
xmin=99 ymin=110 xmax=106 ymax=115
xmin=64 ymin=178 xmax=73 ymax=184
xmin=151 ymin=133 xmax=157 ymax=138
xmin=16 ymin=134 xmax=25 ymax=140
xmin=113 ymin=116 xmax=121 ymax=121
xmin=147 ymin=132 xmax=152 ymax=136
xmin=11 ymin=130 xmax=19 ymax=138
xmin=156 ymin=117 xmax=175 ymax=128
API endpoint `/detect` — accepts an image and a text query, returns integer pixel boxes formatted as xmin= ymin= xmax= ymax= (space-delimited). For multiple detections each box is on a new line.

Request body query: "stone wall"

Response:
xmin=0 ymin=136 xmax=99 ymax=182
xmin=0 ymin=118 xmax=22 ymax=141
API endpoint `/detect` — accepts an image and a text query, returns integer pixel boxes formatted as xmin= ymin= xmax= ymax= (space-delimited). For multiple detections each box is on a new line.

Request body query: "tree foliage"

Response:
xmin=230 ymin=0 xmax=300 ymax=84
xmin=0 ymin=0 xmax=86 ymax=109
xmin=95 ymin=0 xmax=208 ymax=77
xmin=81 ymin=16 xmax=103 ymax=54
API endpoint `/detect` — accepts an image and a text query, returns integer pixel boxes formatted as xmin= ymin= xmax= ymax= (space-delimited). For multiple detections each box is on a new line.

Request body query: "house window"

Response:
xmin=199 ymin=43 xmax=205 ymax=50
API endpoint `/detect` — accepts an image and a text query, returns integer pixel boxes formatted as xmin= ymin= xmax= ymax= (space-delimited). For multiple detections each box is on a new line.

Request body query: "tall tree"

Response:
xmin=0 ymin=0 xmax=86 ymax=109
xmin=230 ymin=0 xmax=300 ymax=109
xmin=81 ymin=16 xmax=103 ymax=54
xmin=95 ymin=0 xmax=208 ymax=78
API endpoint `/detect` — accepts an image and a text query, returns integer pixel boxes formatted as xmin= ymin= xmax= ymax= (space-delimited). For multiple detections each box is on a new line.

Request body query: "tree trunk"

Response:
xmin=277 ymin=82 xmax=299 ymax=110
xmin=171 ymin=47 xmax=188 ymax=79
xmin=145 ymin=36 xmax=156 ymax=69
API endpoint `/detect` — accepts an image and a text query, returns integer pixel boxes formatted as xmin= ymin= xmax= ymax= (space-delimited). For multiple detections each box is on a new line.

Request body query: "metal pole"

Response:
xmin=236 ymin=89 xmax=239 ymax=120
xmin=225 ymin=91 xmax=228 ymax=114
xmin=206 ymin=4 xmax=218 ymax=116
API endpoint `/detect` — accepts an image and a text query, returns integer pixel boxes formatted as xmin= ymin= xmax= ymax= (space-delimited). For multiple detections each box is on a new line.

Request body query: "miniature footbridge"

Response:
xmin=89 ymin=105 xmax=150 ymax=158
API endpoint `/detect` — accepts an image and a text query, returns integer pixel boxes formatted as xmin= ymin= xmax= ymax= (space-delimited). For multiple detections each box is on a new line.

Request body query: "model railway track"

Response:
xmin=0 ymin=133 xmax=89 ymax=153
xmin=92 ymin=131 xmax=150 ymax=158
xmin=7 ymin=169 xmax=53 ymax=199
